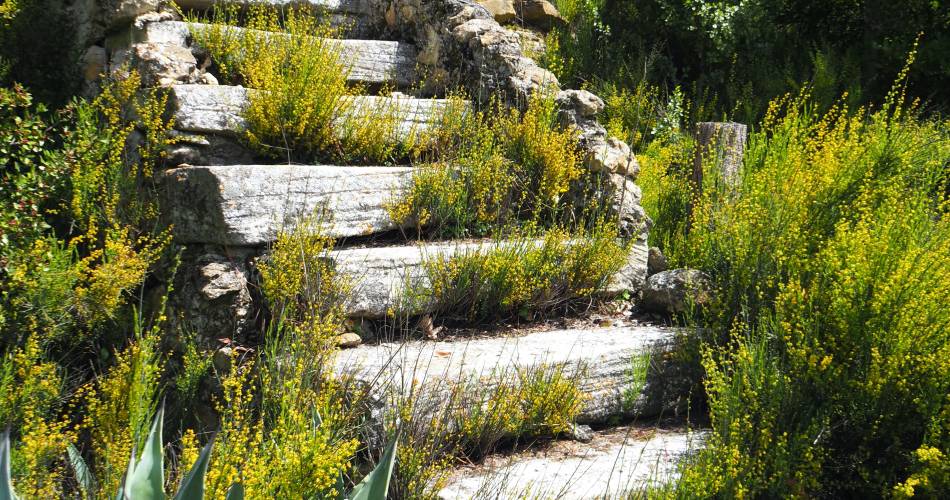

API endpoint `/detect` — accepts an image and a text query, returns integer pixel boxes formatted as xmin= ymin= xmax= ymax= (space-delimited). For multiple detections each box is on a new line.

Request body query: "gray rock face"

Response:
xmin=607 ymin=173 xmax=651 ymax=240
xmin=134 ymin=21 xmax=418 ymax=87
xmin=167 ymin=84 xmax=461 ymax=140
xmin=336 ymin=326 xmax=689 ymax=423
xmin=642 ymin=269 xmax=713 ymax=315
xmin=160 ymin=165 xmax=413 ymax=246
xmin=330 ymin=238 xmax=649 ymax=318
xmin=125 ymin=42 xmax=201 ymax=86
xmin=439 ymin=426 xmax=707 ymax=499
xmin=168 ymin=251 xmax=256 ymax=343
xmin=557 ymin=89 xmax=604 ymax=119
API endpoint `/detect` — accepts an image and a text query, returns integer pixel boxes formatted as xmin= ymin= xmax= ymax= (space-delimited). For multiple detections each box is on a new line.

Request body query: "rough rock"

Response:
xmin=336 ymin=326 xmax=689 ymax=423
xmin=128 ymin=42 xmax=200 ymax=86
xmin=607 ymin=173 xmax=651 ymax=240
xmin=160 ymin=165 xmax=413 ymax=246
xmin=516 ymin=0 xmax=564 ymax=29
xmin=335 ymin=332 xmax=363 ymax=348
xmin=477 ymin=0 xmax=517 ymax=23
xmin=557 ymin=89 xmax=605 ymax=118
xmin=648 ymin=246 xmax=668 ymax=276
xmin=587 ymin=136 xmax=640 ymax=178
xmin=101 ymin=0 xmax=162 ymax=30
xmin=168 ymin=251 xmax=256 ymax=343
xmin=642 ymin=269 xmax=713 ymax=315
xmin=439 ymin=427 xmax=706 ymax=499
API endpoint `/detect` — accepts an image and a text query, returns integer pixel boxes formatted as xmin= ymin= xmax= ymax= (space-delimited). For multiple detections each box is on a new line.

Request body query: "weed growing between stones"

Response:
xmin=379 ymin=361 xmax=584 ymax=498
xmin=390 ymin=92 xmax=584 ymax=239
xmin=406 ymin=225 xmax=628 ymax=323
xmin=189 ymin=4 xmax=416 ymax=164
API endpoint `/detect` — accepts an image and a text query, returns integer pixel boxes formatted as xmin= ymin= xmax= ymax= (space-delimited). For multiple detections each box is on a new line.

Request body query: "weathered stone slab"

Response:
xmin=160 ymin=164 xmax=413 ymax=245
xmin=167 ymin=84 xmax=459 ymax=139
xmin=336 ymin=325 xmax=688 ymax=423
xmin=173 ymin=0 xmax=372 ymax=15
xmin=135 ymin=21 xmax=417 ymax=87
xmin=438 ymin=426 xmax=706 ymax=499
xmin=330 ymin=237 xmax=647 ymax=318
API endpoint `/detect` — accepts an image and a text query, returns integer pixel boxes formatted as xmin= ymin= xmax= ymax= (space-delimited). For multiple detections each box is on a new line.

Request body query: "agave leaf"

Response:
xmin=173 ymin=439 xmax=214 ymax=500
xmin=1 ymin=430 xmax=19 ymax=500
xmin=116 ymin=443 xmax=137 ymax=500
xmin=225 ymin=482 xmax=245 ymax=500
xmin=67 ymin=444 xmax=96 ymax=499
xmin=126 ymin=405 xmax=165 ymax=499
xmin=347 ymin=432 xmax=399 ymax=500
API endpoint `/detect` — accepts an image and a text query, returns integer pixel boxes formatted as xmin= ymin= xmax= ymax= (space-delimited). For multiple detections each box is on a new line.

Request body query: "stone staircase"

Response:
xmin=103 ymin=0 xmax=702 ymax=496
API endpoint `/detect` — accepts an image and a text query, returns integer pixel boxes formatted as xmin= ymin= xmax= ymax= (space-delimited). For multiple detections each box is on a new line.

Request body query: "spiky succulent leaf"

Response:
xmin=0 ymin=431 xmax=18 ymax=500
xmin=67 ymin=444 xmax=96 ymax=499
xmin=347 ymin=433 xmax=398 ymax=500
xmin=173 ymin=439 xmax=214 ymax=500
xmin=126 ymin=405 xmax=165 ymax=499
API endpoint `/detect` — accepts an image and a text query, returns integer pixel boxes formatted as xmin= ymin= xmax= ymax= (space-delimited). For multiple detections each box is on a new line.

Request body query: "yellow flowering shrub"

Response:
xmin=389 ymin=92 xmax=582 ymax=238
xmin=191 ymin=5 xmax=414 ymax=164
xmin=78 ymin=324 xmax=163 ymax=497
xmin=675 ymin=51 xmax=950 ymax=497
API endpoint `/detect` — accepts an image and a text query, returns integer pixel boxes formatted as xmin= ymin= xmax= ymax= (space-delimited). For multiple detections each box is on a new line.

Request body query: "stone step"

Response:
xmin=136 ymin=21 xmax=416 ymax=87
xmin=173 ymin=0 xmax=375 ymax=33
xmin=167 ymin=84 xmax=457 ymax=140
xmin=174 ymin=0 xmax=371 ymax=15
xmin=336 ymin=326 xmax=689 ymax=425
xmin=159 ymin=164 xmax=412 ymax=245
xmin=437 ymin=426 xmax=706 ymax=499
xmin=329 ymin=238 xmax=648 ymax=318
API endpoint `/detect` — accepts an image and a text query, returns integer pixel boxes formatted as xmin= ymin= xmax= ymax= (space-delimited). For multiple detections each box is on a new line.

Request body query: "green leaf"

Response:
xmin=173 ymin=439 xmax=214 ymax=500
xmin=347 ymin=432 xmax=399 ymax=500
xmin=67 ymin=444 xmax=96 ymax=499
xmin=0 ymin=430 xmax=19 ymax=500
xmin=126 ymin=405 xmax=165 ymax=499
xmin=225 ymin=482 xmax=245 ymax=500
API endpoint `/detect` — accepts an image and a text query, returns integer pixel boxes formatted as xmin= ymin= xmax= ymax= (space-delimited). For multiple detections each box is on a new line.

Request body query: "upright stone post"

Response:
xmin=692 ymin=121 xmax=748 ymax=196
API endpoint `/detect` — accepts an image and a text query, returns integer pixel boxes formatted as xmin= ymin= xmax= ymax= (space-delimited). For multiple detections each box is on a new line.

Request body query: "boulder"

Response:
xmin=335 ymin=333 xmax=363 ymax=348
xmin=648 ymin=246 xmax=668 ymax=275
xmin=516 ymin=0 xmax=564 ymax=29
xmin=129 ymin=42 xmax=200 ymax=86
xmin=642 ymin=269 xmax=713 ymax=315
xmin=587 ymin=136 xmax=640 ymax=179
xmin=557 ymin=89 xmax=604 ymax=118
xmin=476 ymin=0 xmax=517 ymax=23
xmin=608 ymin=173 xmax=650 ymax=239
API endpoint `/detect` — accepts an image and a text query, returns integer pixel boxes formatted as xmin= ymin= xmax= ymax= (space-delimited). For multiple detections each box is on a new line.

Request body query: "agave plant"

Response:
xmin=0 ymin=408 xmax=398 ymax=499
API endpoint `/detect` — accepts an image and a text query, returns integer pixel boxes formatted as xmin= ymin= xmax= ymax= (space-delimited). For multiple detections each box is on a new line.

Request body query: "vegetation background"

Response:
xmin=0 ymin=0 xmax=948 ymax=498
